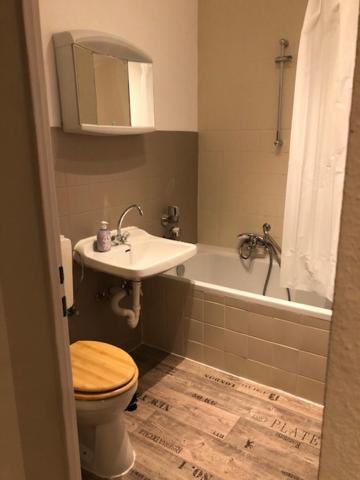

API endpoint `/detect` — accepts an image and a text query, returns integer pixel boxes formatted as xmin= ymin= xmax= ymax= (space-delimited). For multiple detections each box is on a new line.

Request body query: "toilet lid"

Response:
xmin=70 ymin=341 xmax=137 ymax=394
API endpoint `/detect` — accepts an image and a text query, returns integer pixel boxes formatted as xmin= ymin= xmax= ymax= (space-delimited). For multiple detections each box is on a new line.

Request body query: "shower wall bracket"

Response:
xmin=274 ymin=38 xmax=293 ymax=148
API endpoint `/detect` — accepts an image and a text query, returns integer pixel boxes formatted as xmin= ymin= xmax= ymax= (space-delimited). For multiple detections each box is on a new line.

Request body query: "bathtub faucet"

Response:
xmin=237 ymin=233 xmax=260 ymax=259
xmin=237 ymin=224 xmax=291 ymax=301
xmin=238 ymin=224 xmax=281 ymax=262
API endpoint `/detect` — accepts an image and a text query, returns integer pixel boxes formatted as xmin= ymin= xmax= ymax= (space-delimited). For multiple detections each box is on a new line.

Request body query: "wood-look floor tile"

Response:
xmin=83 ymin=346 xmax=323 ymax=480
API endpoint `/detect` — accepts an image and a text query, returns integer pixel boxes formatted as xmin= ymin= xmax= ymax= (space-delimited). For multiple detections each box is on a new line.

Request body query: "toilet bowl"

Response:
xmin=70 ymin=340 xmax=139 ymax=479
xmin=60 ymin=236 xmax=139 ymax=478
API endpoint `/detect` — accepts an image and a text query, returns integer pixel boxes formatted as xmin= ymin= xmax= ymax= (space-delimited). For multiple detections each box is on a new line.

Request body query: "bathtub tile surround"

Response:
xmin=143 ymin=277 xmax=329 ymax=404
xmin=198 ymin=0 xmax=308 ymax=247
xmin=198 ymin=132 xmax=289 ymax=246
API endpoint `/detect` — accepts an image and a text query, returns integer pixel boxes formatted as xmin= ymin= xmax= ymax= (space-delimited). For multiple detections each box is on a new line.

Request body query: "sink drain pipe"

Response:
xmin=110 ymin=281 xmax=141 ymax=329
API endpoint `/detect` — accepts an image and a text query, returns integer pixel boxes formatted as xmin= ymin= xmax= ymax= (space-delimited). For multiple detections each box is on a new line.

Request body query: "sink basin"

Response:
xmin=74 ymin=227 xmax=197 ymax=280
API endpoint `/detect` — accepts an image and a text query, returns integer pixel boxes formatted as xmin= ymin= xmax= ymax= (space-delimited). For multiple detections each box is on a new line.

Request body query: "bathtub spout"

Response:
xmin=238 ymin=233 xmax=259 ymax=260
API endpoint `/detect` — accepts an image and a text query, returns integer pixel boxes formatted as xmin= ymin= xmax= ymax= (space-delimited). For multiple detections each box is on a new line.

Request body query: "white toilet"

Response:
xmin=60 ymin=236 xmax=138 ymax=479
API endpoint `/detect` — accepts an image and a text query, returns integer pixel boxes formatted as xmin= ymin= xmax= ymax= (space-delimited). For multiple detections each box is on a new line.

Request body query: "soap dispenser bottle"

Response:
xmin=96 ymin=221 xmax=111 ymax=252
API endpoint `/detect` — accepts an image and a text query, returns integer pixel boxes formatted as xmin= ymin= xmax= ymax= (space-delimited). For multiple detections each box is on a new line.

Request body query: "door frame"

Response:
xmin=21 ymin=1 xmax=81 ymax=478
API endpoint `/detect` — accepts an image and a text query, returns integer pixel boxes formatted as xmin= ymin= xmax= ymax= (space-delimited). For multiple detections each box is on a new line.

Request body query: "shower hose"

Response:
xmin=239 ymin=244 xmax=291 ymax=302
xmin=263 ymin=245 xmax=291 ymax=302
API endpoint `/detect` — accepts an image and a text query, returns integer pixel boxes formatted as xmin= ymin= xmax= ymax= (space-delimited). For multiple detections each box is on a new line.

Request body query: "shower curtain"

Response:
xmin=280 ymin=0 xmax=359 ymax=301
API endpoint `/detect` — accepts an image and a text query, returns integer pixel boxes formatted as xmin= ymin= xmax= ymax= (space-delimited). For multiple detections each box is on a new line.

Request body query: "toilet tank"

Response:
xmin=60 ymin=235 xmax=74 ymax=308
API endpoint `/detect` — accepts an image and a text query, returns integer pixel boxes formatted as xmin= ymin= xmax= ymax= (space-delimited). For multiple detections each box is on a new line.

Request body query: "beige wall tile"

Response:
xmin=298 ymin=352 xmax=328 ymax=382
xmin=301 ymin=316 xmax=331 ymax=331
xmin=246 ymin=360 xmax=276 ymax=387
xmin=199 ymin=130 xmax=260 ymax=153
xmin=192 ymin=288 xmax=205 ymax=300
xmin=248 ymin=337 xmax=273 ymax=365
xmin=225 ymin=353 xmax=248 ymax=378
xmin=185 ymin=341 xmax=204 ymax=363
xmin=58 ymin=215 xmax=71 ymax=238
xmin=204 ymin=301 xmax=225 ymax=327
xmin=225 ymin=296 xmax=252 ymax=310
xmin=165 ymin=322 xmax=184 ymax=357
xmin=259 ymin=129 xmax=291 ymax=154
xmin=142 ymin=311 xmax=167 ymax=352
xmin=68 ymin=183 xmax=102 ymax=215
xmin=204 ymin=346 xmax=225 ymax=370
xmin=186 ymin=296 xmax=204 ymax=322
xmin=273 ymin=318 xmax=301 ymax=349
xmin=225 ymin=307 xmax=249 ymax=334
xmin=272 ymin=344 xmax=299 ymax=374
xmin=69 ymin=209 xmax=110 ymax=244
xmin=300 ymin=326 xmax=330 ymax=356
xmin=259 ymin=306 xmax=303 ymax=326
xmin=204 ymin=292 xmax=225 ymax=304
xmin=204 ymin=325 xmax=225 ymax=350
xmin=185 ymin=318 xmax=204 ymax=344
xmin=224 ymin=330 xmax=248 ymax=357
xmin=226 ymin=297 xmax=306 ymax=327
xmin=248 ymin=312 xmax=275 ymax=342
xmin=273 ymin=368 xmax=297 ymax=395
xmin=296 ymin=376 xmax=325 ymax=404
xmin=55 ymin=186 xmax=69 ymax=216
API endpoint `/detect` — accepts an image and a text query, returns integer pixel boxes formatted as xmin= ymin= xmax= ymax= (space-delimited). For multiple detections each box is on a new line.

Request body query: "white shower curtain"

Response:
xmin=280 ymin=0 xmax=359 ymax=301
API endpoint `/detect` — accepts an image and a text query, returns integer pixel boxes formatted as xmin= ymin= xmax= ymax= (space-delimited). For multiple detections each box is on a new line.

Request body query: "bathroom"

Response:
xmin=1 ymin=0 xmax=360 ymax=479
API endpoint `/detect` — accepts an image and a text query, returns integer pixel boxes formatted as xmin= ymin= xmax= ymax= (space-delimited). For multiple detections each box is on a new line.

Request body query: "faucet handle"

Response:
xmin=263 ymin=223 xmax=271 ymax=235
xmin=161 ymin=205 xmax=180 ymax=227
xmin=168 ymin=205 xmax=179 ymax=219
xmin=170 ymin=226 xmax=181 ymax=240
xmin=119 ymin=231 xmax=130 ymax=243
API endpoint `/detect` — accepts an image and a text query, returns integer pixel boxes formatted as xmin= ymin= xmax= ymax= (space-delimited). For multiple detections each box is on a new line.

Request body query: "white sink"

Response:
xmin=74 ymin=227 xmax=197 ymax=280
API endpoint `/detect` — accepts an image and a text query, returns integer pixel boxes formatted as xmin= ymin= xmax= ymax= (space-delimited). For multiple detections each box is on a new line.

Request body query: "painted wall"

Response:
xmin=38 ymin=0 xmax=198 ymax=131
xmin=319 ymin=31 xmax=360 ymax=479
xmin=198 ymin=0 xmax=307 ymax=246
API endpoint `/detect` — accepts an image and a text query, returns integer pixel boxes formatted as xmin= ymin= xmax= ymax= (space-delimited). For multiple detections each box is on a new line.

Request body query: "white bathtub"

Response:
xmin=164 ymin=244 xmax=332 ymax=322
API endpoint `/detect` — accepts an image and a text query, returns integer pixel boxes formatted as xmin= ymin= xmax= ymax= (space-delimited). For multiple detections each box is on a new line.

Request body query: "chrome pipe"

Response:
xmin=274 ymin=39 xmax=292 ymax=148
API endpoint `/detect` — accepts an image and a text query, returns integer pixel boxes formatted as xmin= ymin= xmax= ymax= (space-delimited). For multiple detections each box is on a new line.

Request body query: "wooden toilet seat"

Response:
xmin=70 ymin=340 xmax=138 ymax=401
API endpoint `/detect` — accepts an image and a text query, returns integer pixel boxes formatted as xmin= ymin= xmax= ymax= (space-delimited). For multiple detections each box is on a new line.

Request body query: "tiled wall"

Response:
xmin=54 ymin=129 xmax=198 ymax=245
xmin=53 ymin=129 xmax=198 ymax=349
xmin=142 ymin=275 xmax=329 ymax=404
xmin=198 ymin=0 xmax=308 ymax=246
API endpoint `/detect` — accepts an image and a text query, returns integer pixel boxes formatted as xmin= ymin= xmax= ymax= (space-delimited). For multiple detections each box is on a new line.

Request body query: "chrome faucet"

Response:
xmin=116 ymin=204 xmax=143 ymax=244
xmin=237 ymin=223 xmax=291 ymax=301
xmin=161 ymin=205 xmax=181 ymax=240
xmin=238 ymin=224 xmax=281 ymax=263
